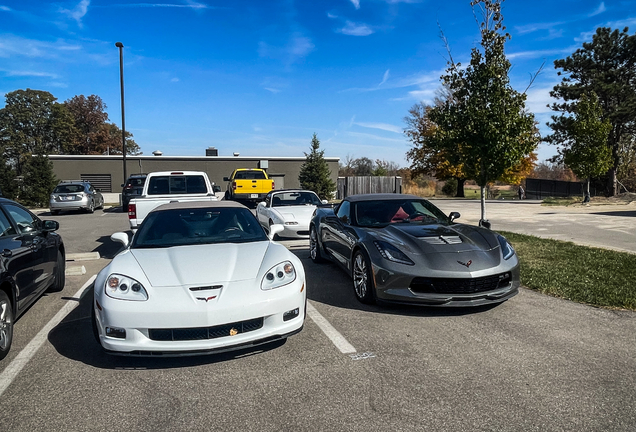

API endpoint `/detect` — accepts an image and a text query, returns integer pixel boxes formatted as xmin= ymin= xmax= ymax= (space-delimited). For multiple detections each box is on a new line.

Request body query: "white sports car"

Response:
xmin=256 ymin=189 xmax=326 ymax=239
xmin=92 ymin=201 xmax=306 ymax=356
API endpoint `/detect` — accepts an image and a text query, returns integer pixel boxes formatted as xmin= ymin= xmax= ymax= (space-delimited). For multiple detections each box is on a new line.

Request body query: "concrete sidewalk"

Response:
xmin=431 ymin=199 xmax=636 ymax=254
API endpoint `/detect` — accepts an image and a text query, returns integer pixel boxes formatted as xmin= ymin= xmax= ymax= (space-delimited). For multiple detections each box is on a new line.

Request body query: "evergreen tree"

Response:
xmin=299 ymin=133 xmax=336 ymax=201
xmin=21 ymin=154 xmax=57 ymax=207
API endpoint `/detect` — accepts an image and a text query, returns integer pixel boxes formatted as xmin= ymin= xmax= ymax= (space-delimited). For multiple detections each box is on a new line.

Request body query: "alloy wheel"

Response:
xmin=353 ymin=253 xmax=368 ymax=299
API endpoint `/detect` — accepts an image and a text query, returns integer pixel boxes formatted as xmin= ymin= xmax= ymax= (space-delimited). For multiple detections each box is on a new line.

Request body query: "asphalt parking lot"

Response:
xmin=0 ymin=203 xmax=634 ymax=431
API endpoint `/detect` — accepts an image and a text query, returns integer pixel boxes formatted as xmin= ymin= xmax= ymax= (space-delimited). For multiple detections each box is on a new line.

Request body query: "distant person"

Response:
xmin=518 ymin=185 xmax=525 ymax=200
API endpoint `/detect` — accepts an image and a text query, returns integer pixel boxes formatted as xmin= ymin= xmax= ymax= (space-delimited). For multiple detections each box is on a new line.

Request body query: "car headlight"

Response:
xmin=497 ymin=235 xmax=515 ymax=260
xmin=284 ymin=221 xmax=298 ymax=226
xmin=105 ymin=274 xmax=149 ymax=301
xmin=261 ymin=261 xmax=296 ymax=290
xmin=373 ymin=241 xmax=414 ymax=265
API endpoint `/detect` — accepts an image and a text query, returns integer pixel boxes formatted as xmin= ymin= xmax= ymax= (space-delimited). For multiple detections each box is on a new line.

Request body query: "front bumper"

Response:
xmin=280 ymin=223 xmax=310 ymax=239
xmin=94 ymin=278 xmax=306 ymax=355
xmin=371 ymin=254 xmax=520 ymax=307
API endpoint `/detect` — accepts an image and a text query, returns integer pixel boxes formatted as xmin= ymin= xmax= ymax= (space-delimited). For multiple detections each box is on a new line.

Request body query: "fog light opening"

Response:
xmin=105 ymin=327 xmax=127 ymax=339
xmin=283 ymin=308 xmax=300 ymax=322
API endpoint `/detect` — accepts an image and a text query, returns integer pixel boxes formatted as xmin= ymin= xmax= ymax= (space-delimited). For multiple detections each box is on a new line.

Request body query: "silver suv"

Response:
xmin=50 ymin=180 xmax=104 ymax=215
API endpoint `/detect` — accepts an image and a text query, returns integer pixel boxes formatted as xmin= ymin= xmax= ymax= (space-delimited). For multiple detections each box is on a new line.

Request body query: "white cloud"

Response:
xmin=1 ymin=69 xmax=59 ymax=78
xmin=350 ymin=0 xmax=360 ymax=9
xmin=0 ymin=35 xmax=81 ymax=58
xmin=264 ymin=87 xmax=280 ymax=93
xmin=61 ymin=0 xmax=90 ymax=27
xmin=171 ymin=77 xmax=179 ymax=82
xmin=524 ymin=86 xmax=556 ymax=114
xmin=107 ymin=2 xmax=212 ymax=9
xmin=0 ymin=6 xmax=10 ymax=11
xmin=339 ymin=21 xmax=374 ymax=36
xmin=258 ymin=34 xmax=314 ymax=65
xmin=379 ymin=69 xmax=390 ymax=86
xmin=589 ymin=2 xmax=606 ymax=17
xmin=507 ymin=48 xmax=573 ymax=60
xmin=354 ymin=122 xmax=402 ymax=134
xmin=514 ymin=21 xmax=566 ymax=35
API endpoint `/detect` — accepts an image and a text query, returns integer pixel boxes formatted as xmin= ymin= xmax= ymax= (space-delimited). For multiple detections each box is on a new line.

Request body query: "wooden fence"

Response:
xmin=337 ymin=176 xmax=402 ymax=199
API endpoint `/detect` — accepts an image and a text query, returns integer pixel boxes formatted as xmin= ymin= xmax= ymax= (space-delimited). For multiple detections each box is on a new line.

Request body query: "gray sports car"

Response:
xmin=309 ymin=194 xmax=519 ymax=307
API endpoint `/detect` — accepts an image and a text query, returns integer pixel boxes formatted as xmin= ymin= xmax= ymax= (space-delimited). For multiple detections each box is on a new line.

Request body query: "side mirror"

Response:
xmin=322 ymin=200 xmax=328 ymax=204
xmin=43 ymin=220 xmax=59 ymax=231
xmin=479 ymin=219 xmax=491 ymax=229
xmin=449 ymin=212 xmax=461 ymax=222
xmin=223 ymin=177 xmax=230 ymax=182
xmin=111 ymin=232 xmax=130 ymax=248
xmin=258 ymin=201 xmax=266 ymax=207
xmin=213 ymin=185 xmax=222 ymax=193
xmin=268 ymin=224 xmax=284 ymax=240
xmin=121 ymin=184 xmax=124 ymax=187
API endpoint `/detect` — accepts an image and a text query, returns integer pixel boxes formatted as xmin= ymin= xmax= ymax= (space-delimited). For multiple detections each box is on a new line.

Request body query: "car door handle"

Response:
xmin=2 ymin=249 xmax=11 ymax=258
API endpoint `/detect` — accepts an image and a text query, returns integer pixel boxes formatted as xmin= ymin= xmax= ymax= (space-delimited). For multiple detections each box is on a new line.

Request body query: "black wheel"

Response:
xmin=87 ymin=200 xmax=94 ymax=213
xmin=224 ymin=191 xmax=230 ymax=200
xmin=352 ymin=250 xmax=375 ymax=304
xmin=51 ymin=210 xmax=60 ymax=215
xmin=309 ymin=226 xmax=325 ymax=263
xmin=49 ymin=250 xmax=65 ymax=292
xmin=0 ymin=290 xmax=14 ymax=361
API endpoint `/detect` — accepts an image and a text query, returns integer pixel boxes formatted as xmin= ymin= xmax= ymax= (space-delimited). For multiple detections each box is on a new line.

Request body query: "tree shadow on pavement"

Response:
xmin=47 ymin=287 xmax=286 ymax=370
xmin=591 ymin=210 xmax=636 ymax=217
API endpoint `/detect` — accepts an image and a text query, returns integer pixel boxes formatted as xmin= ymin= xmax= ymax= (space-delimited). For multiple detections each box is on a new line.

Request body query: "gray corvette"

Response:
xmin=309 ymin=194 xmax=519 ymax=307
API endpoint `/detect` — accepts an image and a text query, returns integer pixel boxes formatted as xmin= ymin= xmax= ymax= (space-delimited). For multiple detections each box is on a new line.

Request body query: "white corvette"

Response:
xmin=92 ymin=201 xmax=306 ymax=356
xmin=256 ymin=189 xmax=327 ymax=239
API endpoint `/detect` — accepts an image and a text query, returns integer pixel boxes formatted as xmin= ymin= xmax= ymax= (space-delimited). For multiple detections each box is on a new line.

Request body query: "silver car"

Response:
xmin=50 ymin=181 xmax=104 ymax=214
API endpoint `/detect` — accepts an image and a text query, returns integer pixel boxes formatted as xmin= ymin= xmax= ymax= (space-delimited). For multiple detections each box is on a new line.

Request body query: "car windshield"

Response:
xmin=132 ymin=207 xmax=268 ymax=248
xmin=272 ymin=191 xmax=321 ymax=207
xmin=53 ymin=184 xmax=84 ymax=193
xmin=353 ymin=199 xmax=449 ymax=227
xmin=127 ymin=177 xmax=146 ymax=187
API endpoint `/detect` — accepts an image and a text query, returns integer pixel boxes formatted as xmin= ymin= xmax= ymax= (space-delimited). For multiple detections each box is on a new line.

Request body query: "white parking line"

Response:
xmin=306 ymin=301 xmax=356 ymax=354
xmin=0 ymin=275 xmax=96 ymax=397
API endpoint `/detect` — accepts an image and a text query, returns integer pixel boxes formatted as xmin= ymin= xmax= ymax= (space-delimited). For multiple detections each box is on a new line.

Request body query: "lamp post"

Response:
xmin=115 ymin=42 xmax=127 ymax=184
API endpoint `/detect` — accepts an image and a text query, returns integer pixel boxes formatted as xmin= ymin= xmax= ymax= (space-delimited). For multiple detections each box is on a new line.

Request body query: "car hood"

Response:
xmin=276 ymin=205 xmax=316 ymax=221
xmin=129 ymin=242 xmax=270 ymax=287
xmin=372 ymin=223 xmax=499 ymax=254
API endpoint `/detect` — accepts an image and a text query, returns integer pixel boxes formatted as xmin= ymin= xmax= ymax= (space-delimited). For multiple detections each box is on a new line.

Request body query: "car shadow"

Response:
xmin=92 ymin=235 xmax=125 ymax=259
xmin=290 ymin=246 xmax=503 ymax=318
xmin=47 ymin=287 xmax=287 ymax=370
xmin=591 ymin=210 xmax=636 ymax=217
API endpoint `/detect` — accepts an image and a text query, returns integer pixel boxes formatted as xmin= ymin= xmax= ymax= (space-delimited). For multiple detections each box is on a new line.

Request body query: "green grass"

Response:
xmin=499 ymin=231 xmax=636 ymax=310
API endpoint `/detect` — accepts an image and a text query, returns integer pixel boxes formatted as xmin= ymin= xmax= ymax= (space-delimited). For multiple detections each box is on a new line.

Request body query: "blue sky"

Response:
xmin=1 ymin=0 xmax=635 ymax=168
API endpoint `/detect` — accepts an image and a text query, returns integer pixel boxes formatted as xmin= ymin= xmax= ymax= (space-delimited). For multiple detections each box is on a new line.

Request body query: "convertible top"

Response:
xmin=153 ymin=200 xmax=247 ymax=212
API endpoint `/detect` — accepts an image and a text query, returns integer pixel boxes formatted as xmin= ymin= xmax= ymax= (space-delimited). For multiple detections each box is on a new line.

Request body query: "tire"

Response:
xmin=352 ymin=250 xmax=376 ymax=304
xmin=49 ymin=250 xmax=65 ymax=292
xmin=87 ymin=200 xmax=94 ymax=214
xmin=309 ymin=226 xmax=325 ymax=263
xmin=0 ymin=290 xmax=14 ymax=361
xmin=224 ymin=191 xmax=230 ymax=201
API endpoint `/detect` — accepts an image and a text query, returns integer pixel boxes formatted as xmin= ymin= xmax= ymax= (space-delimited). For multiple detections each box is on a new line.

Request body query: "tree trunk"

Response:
xmin=455 ymin=178 xmax=466 ymax=197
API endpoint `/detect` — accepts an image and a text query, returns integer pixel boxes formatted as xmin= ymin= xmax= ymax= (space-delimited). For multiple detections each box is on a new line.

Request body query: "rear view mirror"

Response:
xmin=43 ymin=220 xmax=59 ymax=231
xmin=111 ymin=232 xmax=130 ymax=248
xmin=268 ymin=224 xmax=284 ymax=240
xmin=449 ymin=212 xmax=461 ymax=222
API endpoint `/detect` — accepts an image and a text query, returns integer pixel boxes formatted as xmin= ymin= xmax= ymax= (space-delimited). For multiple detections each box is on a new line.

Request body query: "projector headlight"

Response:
xmin=105 ymin=274 xmax=148 ymax=301
xmin=262 ymin=261 xmax=296 ymax=290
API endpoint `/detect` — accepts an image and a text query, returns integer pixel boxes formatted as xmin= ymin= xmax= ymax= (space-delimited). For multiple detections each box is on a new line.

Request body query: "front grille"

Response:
xmin=410 ymin=272 xmax=511 ymax=294
xmin=149 ymin=317 xmax=264 ymax=341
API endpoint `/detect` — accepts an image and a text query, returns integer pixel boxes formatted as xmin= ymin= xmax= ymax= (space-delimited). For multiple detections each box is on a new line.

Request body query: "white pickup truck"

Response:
xmin=127 ymin=171 xmax=219 ymax=229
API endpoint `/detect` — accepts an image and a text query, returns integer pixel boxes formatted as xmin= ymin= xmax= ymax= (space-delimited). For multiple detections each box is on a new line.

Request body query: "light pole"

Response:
xmin=115 ymin=42 xmax=127 ymax=184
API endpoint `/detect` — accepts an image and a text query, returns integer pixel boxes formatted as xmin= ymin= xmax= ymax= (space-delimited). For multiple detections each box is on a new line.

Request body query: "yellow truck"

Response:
xmin=223 ymin=168 xmax=275 ymax=204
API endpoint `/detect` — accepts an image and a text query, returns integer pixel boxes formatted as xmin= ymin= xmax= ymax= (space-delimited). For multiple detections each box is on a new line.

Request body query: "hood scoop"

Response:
xmin=421 ymin=236 xmax=463 ymax=245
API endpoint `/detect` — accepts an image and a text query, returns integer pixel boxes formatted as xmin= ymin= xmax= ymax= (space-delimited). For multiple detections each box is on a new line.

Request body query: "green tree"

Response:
xmin=546 ymin=27 xmax=636 ymax=196
xmin=103 ymin=123 xmax=142 ymax=155
xmin=562 ymin=92 xmax=613 ymax=198
xmin=21 ymin=154 xmax=57 ymax=207
xmin=0 ymin=155 xmax=17 ymax=200
xmin=429 ymin=0 xmax=538 ymax=224
xmin=0 ymin=89 xmax=74 ymax=174
xmin=299 ymin=133 xmax=336 ymax=200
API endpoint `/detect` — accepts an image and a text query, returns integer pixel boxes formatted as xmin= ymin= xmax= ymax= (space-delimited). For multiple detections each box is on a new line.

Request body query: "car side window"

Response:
xmin=0 ymin=209 xmax=17 ymax=237
xmin=336 ymin=201 xmax=350 ymax=224
xmin=5 ymin=204 xmax=40 ymax=233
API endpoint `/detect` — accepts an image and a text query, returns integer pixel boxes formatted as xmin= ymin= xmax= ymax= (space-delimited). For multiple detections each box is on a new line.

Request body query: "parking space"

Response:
xmin=0 ymin=205 xmax=635 ymax=431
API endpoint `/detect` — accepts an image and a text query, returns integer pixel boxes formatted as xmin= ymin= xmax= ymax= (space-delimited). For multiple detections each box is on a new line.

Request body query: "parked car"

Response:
xmin=256 ymin=189 xmax=327 ymax=239
xmin=223 ymin=168 xmax=275 ymax=205
xmin=49 ymin=180 xmax=104 ymax=214
xmin=127 ymin=171 xmax=219 ymax=229
xmin=121 ymin=173 xmax=147 ymax=211
xmin=93 ymin=200 xmax=306 ymax=356
xmin=0 ymin=197 xmax=65 ymax=360
xmin=309 ymin=193 xmax=519 ymax=307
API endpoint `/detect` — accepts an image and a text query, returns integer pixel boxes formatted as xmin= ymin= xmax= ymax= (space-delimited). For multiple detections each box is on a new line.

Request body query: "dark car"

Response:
xmin=309 ymin=193 xmax=519 ymax=307
xmin=121 ymin=174 xmax=147 ymax=211
xmin=0 ymin=198 xmax=65 ymax=360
